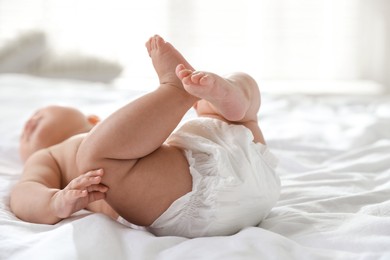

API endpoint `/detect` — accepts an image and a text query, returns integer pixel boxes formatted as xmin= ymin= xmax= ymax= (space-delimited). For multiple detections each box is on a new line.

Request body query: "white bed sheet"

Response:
xmin=1 ymin=74 xmax=390 ymax=260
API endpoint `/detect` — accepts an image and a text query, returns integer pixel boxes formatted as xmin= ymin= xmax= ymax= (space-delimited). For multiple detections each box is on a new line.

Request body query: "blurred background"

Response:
xmin=0 ymin=0 xmax=389 ymax=94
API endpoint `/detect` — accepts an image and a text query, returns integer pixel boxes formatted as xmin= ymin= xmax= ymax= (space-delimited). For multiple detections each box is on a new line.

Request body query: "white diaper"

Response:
xmin=145 ymin=118 xmax=280 ymax=238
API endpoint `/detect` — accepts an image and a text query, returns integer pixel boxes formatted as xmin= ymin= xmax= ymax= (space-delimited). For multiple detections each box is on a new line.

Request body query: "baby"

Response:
xmin=10 ymin=35 xmax=280 ymax=238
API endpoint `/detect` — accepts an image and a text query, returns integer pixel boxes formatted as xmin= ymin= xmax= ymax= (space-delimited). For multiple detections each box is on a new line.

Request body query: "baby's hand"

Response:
xmin=51 ymin=169 xmax=108 ymax=219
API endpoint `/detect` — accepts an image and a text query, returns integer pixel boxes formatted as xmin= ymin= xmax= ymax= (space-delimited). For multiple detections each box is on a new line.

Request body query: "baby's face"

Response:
xmin=19 ymin=105 xmax=96 ymax=162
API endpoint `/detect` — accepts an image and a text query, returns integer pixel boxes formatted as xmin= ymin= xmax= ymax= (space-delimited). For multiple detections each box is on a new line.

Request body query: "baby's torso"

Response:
xmin=46 ymin=134 xmax=119 ymax=218
xmin=49 ymin=134 xmax=86 ymax=188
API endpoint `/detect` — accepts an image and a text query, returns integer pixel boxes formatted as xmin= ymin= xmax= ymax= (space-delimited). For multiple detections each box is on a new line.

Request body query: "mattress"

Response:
xmin=1 ymin=74 xmax=389 ymax=259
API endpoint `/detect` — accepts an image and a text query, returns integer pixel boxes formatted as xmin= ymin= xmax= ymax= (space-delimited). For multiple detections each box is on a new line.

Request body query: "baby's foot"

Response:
xmin=175 ymin=64 xmax=250 ymax=121
xmin=145 ymin=35 xmax=194 ymax=88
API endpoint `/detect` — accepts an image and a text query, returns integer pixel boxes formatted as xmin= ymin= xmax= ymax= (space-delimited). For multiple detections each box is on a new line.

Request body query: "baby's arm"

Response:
xmin=10 ymin=149 xmax=108 ymax=224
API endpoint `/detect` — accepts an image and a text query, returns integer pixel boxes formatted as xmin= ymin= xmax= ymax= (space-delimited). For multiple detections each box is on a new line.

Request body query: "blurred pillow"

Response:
xmin=0 ymin=30 xmax=122 ymax=83
xmin=0 ymin=31 xmax=46 ymax=73
xmin=28 ymin=51 xmax=123 ymax=83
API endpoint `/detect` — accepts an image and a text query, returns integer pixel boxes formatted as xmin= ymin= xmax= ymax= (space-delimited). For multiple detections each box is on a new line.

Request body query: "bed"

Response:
xmin=1 ymin=73 xmax=390 ymax=260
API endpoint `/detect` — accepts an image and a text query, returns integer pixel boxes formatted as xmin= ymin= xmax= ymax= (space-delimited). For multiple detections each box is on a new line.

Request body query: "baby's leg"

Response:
xmin=77 ymin=36 xmax=199 ymax=167
xmin=76 ymin=35 xmax=197 ymax=225
xmin=176 ymin=65 xmax=265 ymax=144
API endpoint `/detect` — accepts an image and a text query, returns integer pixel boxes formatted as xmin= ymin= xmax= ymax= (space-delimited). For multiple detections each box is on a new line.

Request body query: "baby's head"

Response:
xmin=19 ymin=105 xmax=99 ymax=162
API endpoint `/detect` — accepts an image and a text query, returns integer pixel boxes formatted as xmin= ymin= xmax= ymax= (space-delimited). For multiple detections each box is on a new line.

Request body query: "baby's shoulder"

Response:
xmin=52 ymin=133 xmax=86 ymax=152
xmin=52 ymin=133 xmax=86 ymax=159
xmin=48 ymin=134 xmax=87 ymax=183
xmin=21 ymin=149 xmax=62 ymax=186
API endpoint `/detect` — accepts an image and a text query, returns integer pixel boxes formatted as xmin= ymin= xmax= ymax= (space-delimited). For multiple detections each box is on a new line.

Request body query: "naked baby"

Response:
xmin=10 ymin=35 xmax=280 ymax=238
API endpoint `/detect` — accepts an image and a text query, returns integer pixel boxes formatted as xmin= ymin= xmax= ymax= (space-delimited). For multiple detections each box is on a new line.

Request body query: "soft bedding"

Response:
xmin=0 ymin=74 xmax=389 ymax=259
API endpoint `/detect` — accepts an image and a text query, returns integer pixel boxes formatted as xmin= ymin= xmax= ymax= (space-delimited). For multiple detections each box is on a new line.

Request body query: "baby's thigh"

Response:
xmin=104 ymin=144 xmax=192 ymax=226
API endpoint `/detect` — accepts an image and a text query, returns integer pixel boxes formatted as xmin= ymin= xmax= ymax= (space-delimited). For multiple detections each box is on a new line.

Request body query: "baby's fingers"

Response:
xmin=64 ymin=189 xmax=89 ymax=201
xmin=87 ymin=184 xmax=109 ymax=193
xmin=86 ymin=168 xmax=104 ymax=176
xmin=63 ymin=184 xmax=108 ymax=203
xmin=69 ymin=169 xmax=104 ymax=190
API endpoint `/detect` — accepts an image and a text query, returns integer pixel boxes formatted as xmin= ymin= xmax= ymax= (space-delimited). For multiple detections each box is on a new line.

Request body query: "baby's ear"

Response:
xmin=87 ymin=115 xmax=100 ymax=126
